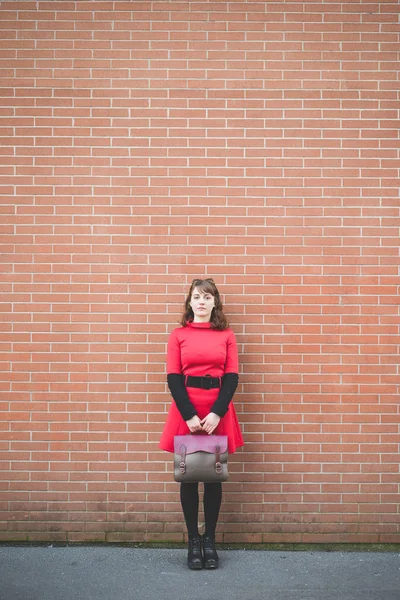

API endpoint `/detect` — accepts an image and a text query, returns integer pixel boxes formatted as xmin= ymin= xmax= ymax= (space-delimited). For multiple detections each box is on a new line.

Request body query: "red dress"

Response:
xmin=159 ymin=321 xmax=244 ymax=454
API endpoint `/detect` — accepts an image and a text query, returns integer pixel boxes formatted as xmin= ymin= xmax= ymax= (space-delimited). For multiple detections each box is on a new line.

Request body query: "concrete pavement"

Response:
xmin=0 ymin=545 xmax=399 ymax=600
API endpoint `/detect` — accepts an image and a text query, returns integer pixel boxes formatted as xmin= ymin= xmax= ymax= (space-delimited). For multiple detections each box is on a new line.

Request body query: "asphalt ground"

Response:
xmin=0 ymin=545 xmax=399 ymax=600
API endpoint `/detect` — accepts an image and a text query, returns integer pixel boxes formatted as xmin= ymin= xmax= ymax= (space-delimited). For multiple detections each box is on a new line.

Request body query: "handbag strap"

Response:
xmin=215 ymin=444 xmax=222 ymax=474
xmin=179 ymin=444 xmax=187 ymax=474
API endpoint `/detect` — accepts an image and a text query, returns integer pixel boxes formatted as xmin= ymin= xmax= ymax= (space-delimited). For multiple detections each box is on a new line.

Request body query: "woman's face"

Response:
xmin=189 ymin=286 xmax=215 ymax=322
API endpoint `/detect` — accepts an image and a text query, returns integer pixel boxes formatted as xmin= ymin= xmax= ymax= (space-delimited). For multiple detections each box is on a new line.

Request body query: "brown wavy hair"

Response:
xmin=180 ymin=278 xmax=229 ymax=330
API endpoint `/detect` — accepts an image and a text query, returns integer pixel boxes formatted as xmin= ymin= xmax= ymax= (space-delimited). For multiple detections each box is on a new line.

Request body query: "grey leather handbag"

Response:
xmin=173 ymin=434 xmax=229 ymax=483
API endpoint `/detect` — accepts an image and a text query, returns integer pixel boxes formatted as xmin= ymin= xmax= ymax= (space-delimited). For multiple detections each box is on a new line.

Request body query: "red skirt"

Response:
xmin=159 ymin=387 xmax=243 ymax=454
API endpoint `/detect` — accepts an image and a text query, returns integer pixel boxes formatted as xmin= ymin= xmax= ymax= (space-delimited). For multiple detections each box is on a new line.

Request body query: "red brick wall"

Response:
xmin=1 ymin=1 xmax=399 ymax=544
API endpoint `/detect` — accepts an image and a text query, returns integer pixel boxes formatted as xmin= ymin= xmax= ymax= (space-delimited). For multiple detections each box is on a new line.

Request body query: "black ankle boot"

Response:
xmin=187 ymin=536 xmax=203 ymax=570
xmin=202 ymin=536 xmax=219 ymax=569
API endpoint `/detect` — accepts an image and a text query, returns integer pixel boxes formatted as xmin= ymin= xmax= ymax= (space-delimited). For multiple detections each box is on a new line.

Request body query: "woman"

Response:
xmin=160 ymin=278 xmax=243 ymax=570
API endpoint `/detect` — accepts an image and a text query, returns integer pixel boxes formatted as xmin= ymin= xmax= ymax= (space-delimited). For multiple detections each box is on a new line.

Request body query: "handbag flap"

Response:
xmin=174 ymin=434 xmax=228 ymax=455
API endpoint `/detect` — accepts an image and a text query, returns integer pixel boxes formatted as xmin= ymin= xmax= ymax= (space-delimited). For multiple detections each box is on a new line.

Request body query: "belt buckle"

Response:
xmin=202 ymin=375 xmax=212 ymax=389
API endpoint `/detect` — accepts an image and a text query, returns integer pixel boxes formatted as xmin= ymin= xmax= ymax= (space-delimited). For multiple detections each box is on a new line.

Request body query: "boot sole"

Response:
xmin=188 ymin=562 xmax=203 ymax=570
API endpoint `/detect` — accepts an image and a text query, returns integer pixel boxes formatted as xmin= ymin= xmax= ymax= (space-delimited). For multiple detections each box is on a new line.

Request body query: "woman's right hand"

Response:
xmin=186 ymin=415 xmax=203 ymax=433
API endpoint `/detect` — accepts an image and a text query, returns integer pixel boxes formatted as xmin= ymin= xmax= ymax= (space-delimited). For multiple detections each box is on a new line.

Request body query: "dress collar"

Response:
xmin=187 ymin=320 xmax=212 ymax=329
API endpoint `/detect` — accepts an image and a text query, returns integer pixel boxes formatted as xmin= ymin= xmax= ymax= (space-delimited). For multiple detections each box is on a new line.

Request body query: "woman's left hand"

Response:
xmin=200 ymin=412 xmax=220 ymax=435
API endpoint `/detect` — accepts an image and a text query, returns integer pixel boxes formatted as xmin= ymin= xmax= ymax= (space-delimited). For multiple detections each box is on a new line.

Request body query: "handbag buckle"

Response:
xmin=179 ymin=461 xmax=186 ymax=474
xmin=215 ymin=461 xmax=222 ymax=474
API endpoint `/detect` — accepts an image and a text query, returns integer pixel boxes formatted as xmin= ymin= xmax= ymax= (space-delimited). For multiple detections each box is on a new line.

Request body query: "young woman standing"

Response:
xmin=160 ymin=278 xmax=243 ymax=569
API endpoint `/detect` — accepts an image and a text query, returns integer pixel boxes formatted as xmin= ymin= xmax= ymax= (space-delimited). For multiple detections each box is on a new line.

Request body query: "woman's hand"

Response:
xmin=186 ymin=415 xmax=203 ymax=433
xmin=200 ymin=412 xmax=220 ymax=435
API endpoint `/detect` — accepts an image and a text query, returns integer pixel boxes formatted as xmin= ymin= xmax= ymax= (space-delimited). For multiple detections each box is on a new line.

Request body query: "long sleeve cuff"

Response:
xmin=167 ymin=373 xmax=197 ymax=421
xmin=210 ymin=373 xmax=239 ymax=418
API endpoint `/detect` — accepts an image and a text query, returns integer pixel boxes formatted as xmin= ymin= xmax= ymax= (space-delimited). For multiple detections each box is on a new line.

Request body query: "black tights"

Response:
xmin=180 ymin=482 xmax=222 ymax=539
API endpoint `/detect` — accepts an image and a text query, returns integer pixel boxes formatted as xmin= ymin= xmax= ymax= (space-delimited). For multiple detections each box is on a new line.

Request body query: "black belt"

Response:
xmin=186 ymin=375 xmax=221 ymax=390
